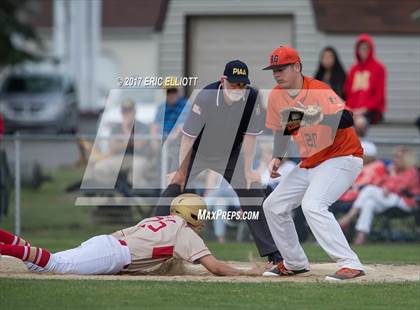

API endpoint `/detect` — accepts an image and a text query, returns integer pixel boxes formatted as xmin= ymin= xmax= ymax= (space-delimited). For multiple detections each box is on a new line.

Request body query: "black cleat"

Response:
xmin=263 ymin=261 xmax=309 ymax=277
xmin=267 ymin=252 xmax=283 ymax=265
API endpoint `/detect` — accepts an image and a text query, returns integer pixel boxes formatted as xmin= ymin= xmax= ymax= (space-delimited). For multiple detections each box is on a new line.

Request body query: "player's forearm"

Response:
xmin=243 ymin=134 xmax=257 ymax=172
xmin=178 ymin=134 xmax=195 ymax=176
xmin=214 ymin=262 xmax=263 ymax=276
xmin=200 ymin=255 xmax=259 ymax=276
xmin=212 ymin=263 xmax=242 ymax=276
xmin=212 ymin=260 xmax=257 ymax=276
xmin=273 ymin=130 xmax=290 ymax=160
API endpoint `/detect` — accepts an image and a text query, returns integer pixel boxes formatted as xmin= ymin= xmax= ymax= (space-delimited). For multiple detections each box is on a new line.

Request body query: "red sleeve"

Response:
xmin=366 ymin=64 xmax=386 ymax=112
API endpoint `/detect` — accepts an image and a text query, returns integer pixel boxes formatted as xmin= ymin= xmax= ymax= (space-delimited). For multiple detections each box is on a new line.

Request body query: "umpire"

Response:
xmin=155 ymin=60 xmax=282 ymax=264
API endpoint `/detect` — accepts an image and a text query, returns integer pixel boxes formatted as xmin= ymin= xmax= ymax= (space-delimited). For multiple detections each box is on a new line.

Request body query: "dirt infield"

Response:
xmin=0 ymin=256 xmax=418 ymax=283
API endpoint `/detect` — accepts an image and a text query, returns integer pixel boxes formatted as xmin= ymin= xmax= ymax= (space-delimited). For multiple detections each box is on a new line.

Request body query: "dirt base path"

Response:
xmin=1 ymin=256 xmax=419 ymax=283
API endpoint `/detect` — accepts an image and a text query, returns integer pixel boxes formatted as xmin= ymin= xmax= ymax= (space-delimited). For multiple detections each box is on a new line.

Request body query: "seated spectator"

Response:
xmin=344 ymin=34 xmax=386 ymax=137
xmin=150 ymin=85 xmax=189 ymax=177
xmin=336 ymin=141 xmax=387 ymax=208
xmin=339 ymin=146 xmax=420 ymax=245
xmin=92 ymin=99 xmax=150 ymax=188
xmin=314 ymin=46 xmax=346 ymax=99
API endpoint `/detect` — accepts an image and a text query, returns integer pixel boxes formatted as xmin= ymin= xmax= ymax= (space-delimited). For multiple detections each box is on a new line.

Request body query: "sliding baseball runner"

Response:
xmin=0 ymin=194 xmax=263 ymax=276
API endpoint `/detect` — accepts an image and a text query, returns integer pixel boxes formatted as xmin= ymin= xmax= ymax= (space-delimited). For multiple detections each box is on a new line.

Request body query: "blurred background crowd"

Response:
xmin=0 ymin=0 xmax=419 ymax=245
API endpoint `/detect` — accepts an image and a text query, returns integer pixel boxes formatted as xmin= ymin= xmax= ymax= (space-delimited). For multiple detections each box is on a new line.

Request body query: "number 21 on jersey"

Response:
xmin=304 ymin=133 xmax=317 ymax=148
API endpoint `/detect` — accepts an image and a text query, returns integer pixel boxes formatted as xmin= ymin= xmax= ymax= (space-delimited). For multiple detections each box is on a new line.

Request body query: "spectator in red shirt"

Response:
xmin=344 ymin=34 xmax=386 ymax=137
xmin=339 ymin=146 xmax=419 ymax=245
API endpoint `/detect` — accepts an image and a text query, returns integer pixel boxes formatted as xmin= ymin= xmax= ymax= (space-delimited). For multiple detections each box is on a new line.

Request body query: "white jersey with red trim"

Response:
xmin=112 ymin=215 xmax=211 ymax=274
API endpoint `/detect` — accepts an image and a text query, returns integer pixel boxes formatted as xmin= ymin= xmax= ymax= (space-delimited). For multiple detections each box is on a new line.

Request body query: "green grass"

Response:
xmin=3 ymin=167 xmax=122 ymax=240
xmin=0 ymin=279 xmax=419 ymax=310
xmin=4 ymin=167 xmax=94 ymax=232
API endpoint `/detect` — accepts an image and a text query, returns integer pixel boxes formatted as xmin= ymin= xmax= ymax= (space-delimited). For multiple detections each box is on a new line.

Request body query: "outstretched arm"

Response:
xmin=178 ymin=133 xmax=195 ymax=178
xmin=243 ymin=134 xmax=261 ymax=188
xmin=167 ymin=133 xmax=196 ymax=189
xmin=268 ymin=130 xmax=291 ymax=178
xmin=198 ymin=255 xmax=265 ymax=276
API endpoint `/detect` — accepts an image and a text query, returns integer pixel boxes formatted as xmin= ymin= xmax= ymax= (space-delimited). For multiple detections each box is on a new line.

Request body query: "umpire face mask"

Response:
xmin=223 ymin=79 xmax=246 ymax=102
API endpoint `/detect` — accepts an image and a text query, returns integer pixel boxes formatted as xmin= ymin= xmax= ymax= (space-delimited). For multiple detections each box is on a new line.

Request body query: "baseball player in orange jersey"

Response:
xmin=261 ymin=46 xmax=365 ymax=280
xmin=0 ymin=194 xmax=263 ymax=276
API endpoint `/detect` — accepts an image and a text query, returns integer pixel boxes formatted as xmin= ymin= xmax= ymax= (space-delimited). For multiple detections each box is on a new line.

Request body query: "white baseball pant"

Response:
xmin=43 ymin=235 xmax=131 ymax=275
xmin=353 ymin=185 xmax=410 ymax=233
xmin=263 ymin=155 xmax=364 ymax=271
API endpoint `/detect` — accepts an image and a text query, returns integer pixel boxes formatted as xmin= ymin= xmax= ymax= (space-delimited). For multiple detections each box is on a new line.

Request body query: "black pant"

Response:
xmin=155 ymin=153 xmax=280 ymax=257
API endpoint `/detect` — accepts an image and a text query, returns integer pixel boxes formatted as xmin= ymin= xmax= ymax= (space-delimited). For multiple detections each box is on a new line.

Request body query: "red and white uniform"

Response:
xmin=42 ymin=215 xmax=210 ymax=275
xmin=263 ymin=76 xmax=365 ymax=271
xmin=113 ymin=215 xmax=211 ymax=274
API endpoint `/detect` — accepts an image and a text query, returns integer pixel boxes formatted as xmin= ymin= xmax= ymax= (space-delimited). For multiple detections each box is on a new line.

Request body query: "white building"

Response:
xmin=158 ymin=0 xmax=420 ymax=156
xmin=31 ymin=0 xmax=419 ymax=153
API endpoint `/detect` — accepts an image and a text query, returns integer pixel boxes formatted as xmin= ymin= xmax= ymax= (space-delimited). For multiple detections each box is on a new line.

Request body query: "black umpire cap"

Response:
xmin=223 ymin=60 xmax=250 ymax=84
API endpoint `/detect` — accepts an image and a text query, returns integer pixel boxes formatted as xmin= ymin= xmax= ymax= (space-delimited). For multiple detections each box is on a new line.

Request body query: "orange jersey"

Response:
xmin=266 ymin=76 xmax=363 ymax=168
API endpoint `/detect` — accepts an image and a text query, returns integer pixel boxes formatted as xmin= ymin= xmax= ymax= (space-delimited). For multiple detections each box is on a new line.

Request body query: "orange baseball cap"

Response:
xmin=262 ymin=46 xmax=301 ymax=70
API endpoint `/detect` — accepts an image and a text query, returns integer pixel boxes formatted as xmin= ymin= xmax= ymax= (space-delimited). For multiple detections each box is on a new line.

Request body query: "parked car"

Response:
xmin=0 ymin=73 xmax=79 ymax=133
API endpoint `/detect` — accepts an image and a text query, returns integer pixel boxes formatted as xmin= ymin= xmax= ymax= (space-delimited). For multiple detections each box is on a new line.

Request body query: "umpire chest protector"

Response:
xmin=183 ymin=81 xmax=262 ymax=158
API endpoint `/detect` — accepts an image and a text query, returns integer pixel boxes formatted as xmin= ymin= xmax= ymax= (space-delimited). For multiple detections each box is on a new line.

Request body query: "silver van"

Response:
xmin=0 ymin=73 xmax=78 ymax=133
